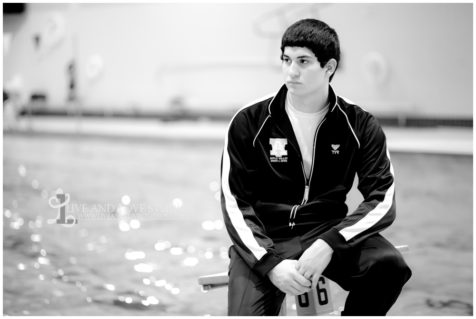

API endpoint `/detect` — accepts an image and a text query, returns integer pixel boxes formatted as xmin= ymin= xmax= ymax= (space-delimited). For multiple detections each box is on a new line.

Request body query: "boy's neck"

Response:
xmin=287 ymin=85 xmax=329 ymax=113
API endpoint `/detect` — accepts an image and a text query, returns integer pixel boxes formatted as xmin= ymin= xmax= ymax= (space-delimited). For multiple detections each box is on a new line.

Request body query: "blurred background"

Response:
xmin=3 ymin=2 xmax=473 ymax=316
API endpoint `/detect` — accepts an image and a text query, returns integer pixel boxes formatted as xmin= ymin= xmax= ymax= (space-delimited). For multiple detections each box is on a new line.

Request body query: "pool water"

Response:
xmin=3 ymin=134 xmax=472 ymax=315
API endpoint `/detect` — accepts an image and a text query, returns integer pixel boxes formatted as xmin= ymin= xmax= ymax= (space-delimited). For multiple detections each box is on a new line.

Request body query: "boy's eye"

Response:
xmin=281 ymin=56 xmax=312 ymax=65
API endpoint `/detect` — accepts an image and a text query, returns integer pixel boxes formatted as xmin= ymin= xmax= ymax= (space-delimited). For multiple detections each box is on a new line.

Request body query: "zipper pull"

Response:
xmin=289 ymin=205 xmax=298 ymax=229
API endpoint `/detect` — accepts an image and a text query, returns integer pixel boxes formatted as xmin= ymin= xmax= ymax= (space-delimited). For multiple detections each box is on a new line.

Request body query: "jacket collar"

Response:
xmin=268 ymin=84 xmax=338 ymax=117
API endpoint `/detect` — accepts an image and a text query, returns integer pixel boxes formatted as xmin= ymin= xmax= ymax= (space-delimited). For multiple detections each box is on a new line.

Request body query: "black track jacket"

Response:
xmin=221 ymin=84 xmax=396 ymax=278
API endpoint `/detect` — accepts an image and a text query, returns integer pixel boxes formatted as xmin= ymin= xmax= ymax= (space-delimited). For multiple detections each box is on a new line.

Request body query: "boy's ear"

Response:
xmin=325 ymin=59 xmax=337 ymax=75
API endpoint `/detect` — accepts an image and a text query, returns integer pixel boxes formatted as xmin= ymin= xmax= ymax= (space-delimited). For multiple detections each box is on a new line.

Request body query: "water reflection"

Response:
xmin=5 ymin=161 xmax=228 ymax=315
xmin=124 ymin=250 xmax=146 ymax=261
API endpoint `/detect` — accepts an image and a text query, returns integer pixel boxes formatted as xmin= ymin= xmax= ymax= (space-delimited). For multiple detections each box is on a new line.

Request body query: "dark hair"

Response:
xmin=281 ymin=18 xmax=340 ymax=81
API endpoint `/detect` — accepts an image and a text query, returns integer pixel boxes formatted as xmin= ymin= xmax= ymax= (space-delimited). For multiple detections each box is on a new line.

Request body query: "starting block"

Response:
xmin=198 ymin=245 xmax=409 ymax=316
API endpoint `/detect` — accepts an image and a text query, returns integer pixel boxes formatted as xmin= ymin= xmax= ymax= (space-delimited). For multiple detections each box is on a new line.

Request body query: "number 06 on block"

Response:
xmin=295 ymin=276 xmax=335 ymax=315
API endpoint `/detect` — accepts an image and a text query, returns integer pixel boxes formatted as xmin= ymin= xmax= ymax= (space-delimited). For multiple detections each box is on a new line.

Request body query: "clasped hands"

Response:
xmin=268 ymin=239 xmax=333 ymax=296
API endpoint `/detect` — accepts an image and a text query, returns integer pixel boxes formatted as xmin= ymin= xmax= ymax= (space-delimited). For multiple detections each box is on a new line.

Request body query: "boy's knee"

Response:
xmin=373 ymin=252 xmax=412 ymax=285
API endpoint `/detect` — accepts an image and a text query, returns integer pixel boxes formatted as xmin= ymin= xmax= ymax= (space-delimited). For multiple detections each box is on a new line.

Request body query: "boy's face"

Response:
xmin=281 ymin=46 xmax=330 ymax=97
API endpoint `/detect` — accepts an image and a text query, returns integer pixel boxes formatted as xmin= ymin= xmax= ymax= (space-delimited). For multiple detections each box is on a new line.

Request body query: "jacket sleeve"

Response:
xmin=221 ymin=112 xmax=284 ymax=277
xmin=318 ymin=114 xmax=396 ymax=254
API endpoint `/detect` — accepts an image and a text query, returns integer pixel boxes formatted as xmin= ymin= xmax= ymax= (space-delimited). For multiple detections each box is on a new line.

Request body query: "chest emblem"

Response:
xmin=270 ymin=138 xmax=288 ymax=163
xmin=331 ymin=144 xmax=340 ymax=155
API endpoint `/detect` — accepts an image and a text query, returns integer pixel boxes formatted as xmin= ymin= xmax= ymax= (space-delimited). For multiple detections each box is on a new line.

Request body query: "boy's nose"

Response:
xmin=288 ymin=62 xmax=300 ymax=77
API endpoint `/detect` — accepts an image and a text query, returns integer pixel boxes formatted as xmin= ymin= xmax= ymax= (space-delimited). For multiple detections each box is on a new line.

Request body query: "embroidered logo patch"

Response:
xmin=331 ymin=144 xmax=340 ymax=155
xmin=270 ymin=138 xmax=288 ymax=163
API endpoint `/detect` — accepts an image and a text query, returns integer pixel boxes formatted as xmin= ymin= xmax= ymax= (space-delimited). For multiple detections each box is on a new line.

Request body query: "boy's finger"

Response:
xmin=311 ymin=275 xmax=318 ymax=290
xmin=294 ymin=271 xmax=312 ymax=287
xmin=295 ymin=261 xmax=301 ymax=271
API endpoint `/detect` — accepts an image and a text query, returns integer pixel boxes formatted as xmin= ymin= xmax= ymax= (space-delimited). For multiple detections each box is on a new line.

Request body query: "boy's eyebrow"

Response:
xmin=282 ymin=53 xmax=315 ymax=59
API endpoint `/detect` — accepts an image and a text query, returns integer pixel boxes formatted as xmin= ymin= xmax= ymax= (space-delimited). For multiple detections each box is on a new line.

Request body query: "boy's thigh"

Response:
xmin=228 ymin=246 xmax=285 ymax=316
xmin=323 ymin=234 xmax=407 ymax=289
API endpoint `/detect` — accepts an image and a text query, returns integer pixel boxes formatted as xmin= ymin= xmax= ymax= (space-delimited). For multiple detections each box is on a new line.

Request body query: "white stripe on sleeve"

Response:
xmin=221 ymin=110 xmax=268 ymax=260
xmin=339 ymin=148 xmax=395 ymax=241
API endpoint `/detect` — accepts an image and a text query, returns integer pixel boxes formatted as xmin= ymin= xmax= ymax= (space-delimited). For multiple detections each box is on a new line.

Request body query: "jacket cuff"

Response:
xmin=253 ymin=252 xmax=284 ymax=277
xmin=318 ymin=228 xmax=349 ymax=254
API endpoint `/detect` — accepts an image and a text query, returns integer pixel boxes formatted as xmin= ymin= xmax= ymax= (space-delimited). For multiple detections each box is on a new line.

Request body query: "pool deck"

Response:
xmin=4 ymin=116 xmax=473 ymax=155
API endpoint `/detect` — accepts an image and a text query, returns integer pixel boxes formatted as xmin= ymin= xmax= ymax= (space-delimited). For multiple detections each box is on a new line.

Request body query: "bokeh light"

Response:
xmin=129 ymin=219 xmax=141 ymax=229
xmin=17 ymin=165 xmax=26 ymax=177
xmin=103 ymin=283 xmax=116 ymax=291
xmin=121 ymin=195 xmax=131 ymax=206
xmin=209 ymin=181 xmax=220 ymax=192
xmin=182 ymin=257 xmax=199 ymax=267
xmin=4 ymin=209 xmax=12 ymax=218
xmin=172 ymin=198 xmax=183 ymax=209
xmin=118 ymin=221 xmax=130 ymax=232
xmin=169 ymin=247 xmax=184 ymax=256
xmin=134 ymin=263 xmax=157 ymax=273
xmin=154 ymin=241 xmax=171 ymax=251
xmin=30 ymin=234 xmax=41 ymax=242
xmin=124 ymin=250 xmax=146 ymax=261
xmin=31 ymin=179 xmax=39 ymax=189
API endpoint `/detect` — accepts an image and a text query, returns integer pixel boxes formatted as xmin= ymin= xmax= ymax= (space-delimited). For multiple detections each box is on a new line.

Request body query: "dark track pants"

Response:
xmin=227 ymin=234 xmax=412 ymax=316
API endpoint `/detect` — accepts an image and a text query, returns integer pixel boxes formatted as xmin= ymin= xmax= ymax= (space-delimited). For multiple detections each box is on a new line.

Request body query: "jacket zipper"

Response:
xmin=289 ymin=117 xmax=327 ymax=229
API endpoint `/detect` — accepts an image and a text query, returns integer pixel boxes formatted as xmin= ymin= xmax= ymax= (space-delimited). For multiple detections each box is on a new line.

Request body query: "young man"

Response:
xmin=221 ymin=18 xmax=411 ymax=315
